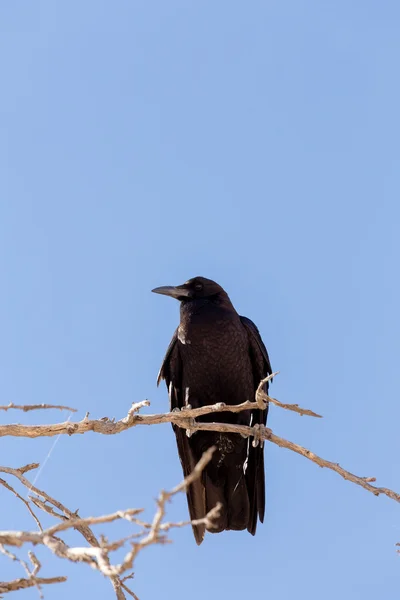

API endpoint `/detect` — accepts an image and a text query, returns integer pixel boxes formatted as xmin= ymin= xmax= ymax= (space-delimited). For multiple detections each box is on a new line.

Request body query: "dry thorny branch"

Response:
xmin=0 ymin=447 xmax=220 ymax=598
xmin=1 ymin=374 xmax=399 ymax=597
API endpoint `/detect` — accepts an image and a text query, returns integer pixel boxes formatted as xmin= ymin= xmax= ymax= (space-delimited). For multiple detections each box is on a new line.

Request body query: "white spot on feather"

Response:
xmin=178 ymin=327 xmax=191 ymax=344
xmin=185 ymin=387 xmax=190 ymax=406
xmin=244 ymin=413 xmax=254 ymax=473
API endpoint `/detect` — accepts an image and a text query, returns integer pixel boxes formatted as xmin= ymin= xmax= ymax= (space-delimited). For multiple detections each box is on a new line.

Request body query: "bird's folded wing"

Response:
xmin=240 ymin=316 xmax=273 ymax=391
xmin=240 ymin=315 xmax=272 ymax=532
xmin=156 ymin=329 xmax=206 ymax=544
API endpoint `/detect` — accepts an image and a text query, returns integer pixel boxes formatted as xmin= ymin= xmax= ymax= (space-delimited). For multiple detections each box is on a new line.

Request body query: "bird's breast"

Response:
xmin=177 ymin=315 xmax=254 ymax=414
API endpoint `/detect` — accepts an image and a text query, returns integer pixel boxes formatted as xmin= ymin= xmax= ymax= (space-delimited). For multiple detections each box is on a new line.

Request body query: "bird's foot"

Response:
xmin=252 ymin=423 xmax=264 ymax=448
xmin=185 ymin=417 xmax=196 ymax=438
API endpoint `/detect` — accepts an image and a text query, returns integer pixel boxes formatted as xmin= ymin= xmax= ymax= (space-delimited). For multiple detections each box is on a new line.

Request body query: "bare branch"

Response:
xmin=0 ymin=543 xmax=66 ymax=597
xmin=186 ymin=421 xmax=400 ymax=503
xmin=0 ymin=449 xmax=218 ymax=599
xmin=1 ymin=379 xmax=399 ymax=597
xmin=44 ymin=508 xmax=144 ymax=537
xmin=0 ymin=575 xmax=67 ymax=594
xmin=102 ymin=447 xmax=220 ymax=576
xmin=0 ymin=393 xmax=397 ymax=506
xmin=0 ymin=403 xmax=76 ymax=413
xmin=0 ymin=393 xmax=320 ymax=440
xmin=120 ymin=582 xmax=139 ymax=600
xmin=0 ymin=461 xmax=125 ymax=596
xmin=0 ymin=463 xmax=100 ymax=545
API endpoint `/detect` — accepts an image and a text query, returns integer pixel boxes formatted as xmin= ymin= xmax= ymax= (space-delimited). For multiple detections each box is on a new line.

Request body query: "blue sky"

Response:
xmin=1 ymin=1 xmax=399 ymax=598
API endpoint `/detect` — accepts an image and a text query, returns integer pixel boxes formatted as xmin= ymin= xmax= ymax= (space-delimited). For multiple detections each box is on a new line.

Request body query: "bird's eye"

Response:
xmin=194 ymin=283 xmax=203 ymax=291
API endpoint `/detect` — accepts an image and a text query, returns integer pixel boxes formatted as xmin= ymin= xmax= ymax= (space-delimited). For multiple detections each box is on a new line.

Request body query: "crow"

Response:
xmin=152 ymin=276 xmax=272 ymax=544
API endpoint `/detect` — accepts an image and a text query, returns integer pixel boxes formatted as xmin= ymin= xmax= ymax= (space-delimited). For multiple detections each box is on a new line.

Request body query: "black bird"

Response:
xmin=152 ymin=276 xmax=272 ymax=545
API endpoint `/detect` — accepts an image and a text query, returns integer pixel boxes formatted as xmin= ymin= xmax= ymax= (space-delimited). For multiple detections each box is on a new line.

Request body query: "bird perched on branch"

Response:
xmin=152 ymin=276 xmax=272 ymax=544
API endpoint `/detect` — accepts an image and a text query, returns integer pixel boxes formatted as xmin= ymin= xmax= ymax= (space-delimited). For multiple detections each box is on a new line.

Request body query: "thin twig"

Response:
xmin=0 ymin=478 xmax=42 ymax=531
xmin=0 ymin=403 xmax=76 ymax=413
xmin=44 ymin=509 xmax=144 ymax=537
xmin=255 ymin=374 xmax=322 ymax=417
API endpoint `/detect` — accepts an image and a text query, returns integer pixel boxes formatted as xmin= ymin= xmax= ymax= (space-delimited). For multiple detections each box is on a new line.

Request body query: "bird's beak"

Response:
xmin=151 ymin=285 xmax=191 ymax=299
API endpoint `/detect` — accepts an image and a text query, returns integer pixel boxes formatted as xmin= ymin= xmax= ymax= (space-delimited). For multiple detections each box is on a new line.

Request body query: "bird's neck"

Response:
xmin=179 ymin=293 xmax=236 ymax=323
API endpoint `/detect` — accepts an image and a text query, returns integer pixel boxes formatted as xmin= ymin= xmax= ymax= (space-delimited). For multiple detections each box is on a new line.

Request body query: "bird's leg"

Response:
xmin=178 ymin=403 xmax=194 ymax=436
xmin=171 ymin=405 xmax=195 ymax=435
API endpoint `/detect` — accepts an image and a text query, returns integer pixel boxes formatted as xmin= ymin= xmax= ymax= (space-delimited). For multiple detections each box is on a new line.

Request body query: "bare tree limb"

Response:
xmin=0 ymin=395 xmax=397 ymax=505
xmin=0 ymin=392 xmax=320 ymax=440
xmin=185 ymin=421 xmax=400 ymax=503
xmin=1 ymin=379 xmax=399 ymax=597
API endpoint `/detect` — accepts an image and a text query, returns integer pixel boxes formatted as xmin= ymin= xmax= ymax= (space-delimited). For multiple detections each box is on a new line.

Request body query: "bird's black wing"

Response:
xmin=240 ymin=315 xmax=272 ymax=534
xmin=157 ymin=329 xmax=206 ymax=545
xmin=156 ymin=328 xmax=179 ymax=389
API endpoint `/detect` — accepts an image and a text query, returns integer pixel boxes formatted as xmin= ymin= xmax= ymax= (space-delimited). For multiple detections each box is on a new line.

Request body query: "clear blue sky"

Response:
xmin=1 ymin=1 xmax=399 ymax=598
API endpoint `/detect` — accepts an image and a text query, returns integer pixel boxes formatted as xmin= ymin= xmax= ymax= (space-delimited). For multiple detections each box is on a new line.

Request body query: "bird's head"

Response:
xmin=152 ymin=276 xmax=228 ymax=303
